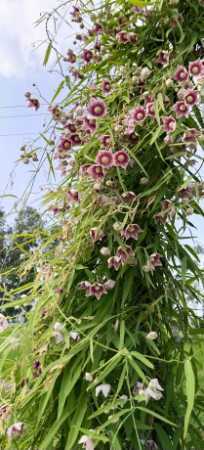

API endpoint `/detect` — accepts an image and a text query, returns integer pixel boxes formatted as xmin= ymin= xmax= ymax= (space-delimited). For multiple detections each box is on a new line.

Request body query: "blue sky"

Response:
xmin=0 ymin=0 xmax=68 ymax=216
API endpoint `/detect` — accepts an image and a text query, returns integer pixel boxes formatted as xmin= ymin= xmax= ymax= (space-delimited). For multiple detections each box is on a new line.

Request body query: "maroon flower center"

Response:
xmin=136 ymin=111 xmax=145 ymax=120
xmin=179 ymin=70 xmax=187 ymax=80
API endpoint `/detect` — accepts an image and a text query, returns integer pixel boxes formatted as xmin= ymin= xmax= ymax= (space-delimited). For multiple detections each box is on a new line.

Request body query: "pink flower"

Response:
xmin=93 ymin=23 xmax=103 ymax=34
xmin=121 ymin=224 xmax=142 ymax=240
xmin=107 ymin=255 xmax=121 ymax=270
xmin=87 ymin=98 xmax=107 ymax=117
xmin=82 ymin=49 xmax=93 ymax=63
xmin=183 ymin=128 xmax=200 ymax=143
xmin=121 ymin=191 xmax=137 ymax=203
xmin=66 ymin=49 xmax=76 ymax=64
xmin=79 ymin=435 xmax=95 ymax=450
xmin=27 ymin=97 xmax=40 ymax=110
xmin=96 ymin=150 xmax=113 ymax=168
xmin=89 ymin=283 xmax=106 ymax=300
xmin=0 ymin=314 xmax=8 ymax=332
xmin=87 ymin=164 xmax=105 ymax=180
xmin=146 ymin=102 xmax=155 ymax=118
xmin=162 ymin=116 xmax=176 ymax=133
xmin=101 ymin=79 xmax=111 ymax=93
xmin=149 ymin=252 xmax=162 ymax=268
xmin=83 ymin=116 xmax=97 ymax=133
xmin=7 ymin=422 xmax=24 ymax=440
xmin=90 ymin=228 xmax=104 ymax=242
xmin=116 ymin=31 xmax=129 ymax=43
xmin=156 ymin=50 xmax=170 ymax=67
xmin=67 ymin=190 xmax=79 ymax=203
xmin=65 ymin=122 xmax=77 ymax=133
xmin=144 ymin=253 xmax=162 ymax=272
xmin=128 ymin=32 xmax=138 ymax=43
xmin=164 ymin=134 xmax=174 ymax=144
xmin=70 ymin=134 xmax=81 ymax=145
xmin=113 ymin=150 xmax=130 ymax=169
xmin=116 ymin=246 xmax=134 ymax=264
xmin=178 ymin=186 xmax=193 ymax=201
xmin=131 ymin=106 xmax=146 ymax=123
xmin=173 ymin=101 xmax=190 ymax=118
xmin=78 ymin=281 xmax=91 ymax=291
xmin=184 ymin=89 xmax=199 ymax=106
xmin=125 ymin=118 xmax=136 ymax=135
xmin=58 ymin=137 xmax=72 ymax=151
xmin=100 ymin=134 xmax=112 ymax=147
xmin=189 ymin=60 xmax=204 ymax=77
xmin=173 ymin=65 xmax=189 ymax=83
xmin=79 ymin=164 xmax=91 ymax=176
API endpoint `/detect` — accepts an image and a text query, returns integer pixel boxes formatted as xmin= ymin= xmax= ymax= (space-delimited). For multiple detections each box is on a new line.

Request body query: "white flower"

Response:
xmin=84 ymin=372 xmax=93 ymax=382
xmin=53 ymin=322 xmax=64 ymax=332
xmin=100 ymin=247 xmax=111 ymax=256
xmin=79 ymin=435 xmax=95 ymax=450
xmin=0 ymin=314 xmax=9 ymax=332
xmin=69 ymin=331 xmax=80 ymax=341
xmin=144 ymin=378 xmax=163 ymax=401
xmin=146 ymin=331 xmax=158 ymax=341
xmin=53 ymin=322 xmax=64 ymax=344
xmin=7 ymin=422 xmax=24 ymax=440
xmin=104 ymin=279 xmax=116 ymax=290
xmin=140 ymin=67 xmax=152 ymax=81
xmin=95 ymin=383 xmax=111 ymax=398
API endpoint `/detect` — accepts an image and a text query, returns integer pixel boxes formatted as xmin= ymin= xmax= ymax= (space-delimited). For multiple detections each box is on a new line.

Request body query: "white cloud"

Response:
xmin=0 ymin=0 xmax=67 ymax=77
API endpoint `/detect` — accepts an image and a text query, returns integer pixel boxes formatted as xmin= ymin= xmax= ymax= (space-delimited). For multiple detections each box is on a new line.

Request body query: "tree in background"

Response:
xmin=0 ymin=207 xmax=44 ymax=317
xmin=0 ymin=1 xmax=204 ymax=449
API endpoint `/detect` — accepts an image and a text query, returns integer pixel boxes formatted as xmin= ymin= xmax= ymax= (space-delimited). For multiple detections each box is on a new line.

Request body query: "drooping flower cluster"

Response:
xmin=79 ymin=279 xmax=115 ymax=300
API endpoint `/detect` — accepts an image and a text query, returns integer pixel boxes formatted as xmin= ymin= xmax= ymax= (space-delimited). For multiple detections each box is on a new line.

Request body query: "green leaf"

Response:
xmin=65 ymin=391 xmax=87 ymax=449
xmin=184 ymin=359 xmax=195 ymax=439
xmin=88 ymin=353 xmax=122 ymax=387
xmin=128 ymin=0 xmax=149 ymax=5
xmin=58 ymin=358 xmax=83 ymax=419
xmin=136 ymin=406 xmax=176 ymax=427
xmin=150 ymin=126 xmax=162 ymax=145
xmin=43 ymin=42 xmax=52 ymax=66
xmin=131 ymin=351 xmax=154 ymax=369
xmin=128 ymin=356 xmax=147 ymax=382
xmin=46 ymin=152 xmax=56 ymax=178
xmin=156 ymin=424 xmax=173 ymax=450
xmin=40 ymin=410 xmax=70 ymax=450
xmin=51 ymin=79 xmax=65 ymax=104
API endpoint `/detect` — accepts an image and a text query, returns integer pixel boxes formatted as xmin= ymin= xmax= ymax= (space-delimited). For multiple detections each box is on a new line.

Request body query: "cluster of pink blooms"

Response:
xmin=86 ymin=149 xmax=130 ymax=180
xmin=79 ymin=279 xmax=115 ymax=300
xmin=172 ymin=61 xmax=203 ymax=119
xmin=116 ymin=30 xmax=138 ymax=44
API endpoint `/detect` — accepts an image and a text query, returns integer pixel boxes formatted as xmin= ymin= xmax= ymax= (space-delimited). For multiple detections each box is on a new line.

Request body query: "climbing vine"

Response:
xmin=0 ymin=1 xmax=204 ymax=449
